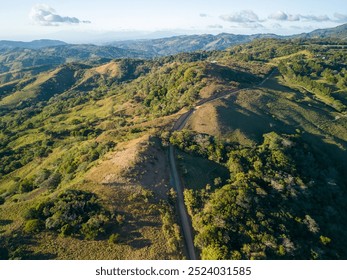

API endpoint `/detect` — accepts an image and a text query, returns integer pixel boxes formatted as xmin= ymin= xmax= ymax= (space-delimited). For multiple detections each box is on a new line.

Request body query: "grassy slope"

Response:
xmin=0 ymin=133 xmax=181 ymax=259
xmin=0 ymin=59 xmax=188 ymax=259
xmin=2 ymin=53 xmax=243 ymax=259
xmin=188 ymin=70 xmax=347 ymax=147
xmin=1 ymin=40 xmax=346 ymax=259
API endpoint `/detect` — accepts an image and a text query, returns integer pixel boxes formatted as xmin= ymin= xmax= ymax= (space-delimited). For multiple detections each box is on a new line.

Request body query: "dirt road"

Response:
xmin=168 ymin=68 xmax=277 ymax=259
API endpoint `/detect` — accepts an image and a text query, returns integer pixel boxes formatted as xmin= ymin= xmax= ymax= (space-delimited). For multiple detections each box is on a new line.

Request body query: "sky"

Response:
xmin=0 ymin=0 xmax=346 ymax=43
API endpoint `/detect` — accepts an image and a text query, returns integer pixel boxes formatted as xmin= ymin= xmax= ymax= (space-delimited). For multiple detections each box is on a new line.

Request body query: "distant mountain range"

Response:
xmin=108 ymin=23 xmax=347 ymax=56
xmin=1 ymin=23 xmax=346 ymax=55
xmin=108 ymin=33 xmax=280 ymax=56
xmin=0 ymin=39 xmax=67 ymax=49
xmin=0 ymin=23 xmax=346 ymax=76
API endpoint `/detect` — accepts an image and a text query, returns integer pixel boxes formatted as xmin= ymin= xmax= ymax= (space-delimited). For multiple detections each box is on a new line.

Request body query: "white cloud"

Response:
xmin=301 ymin=15 xmax=330 ymax=22
xmin=30 ymin=4 xmax=91 ymax=26
xmin=220 ymin=10 xmax=262 ymax=23
xmin=239 ymin=22 xmax=264 ymax=29
xmin=268 ymin=11 xmax=300 ymax=21
xmin=334 ymin=13 xmax=347 ymax=22
xmin=200 ymin=13 xmax=208 ymax=17
xmin=269 ymin=11 xmax=332 ymax=23
xmin=207 ymin=24 xmax=223 ymax=29
xmin=272 ymin=23 xmax=282 ymax=29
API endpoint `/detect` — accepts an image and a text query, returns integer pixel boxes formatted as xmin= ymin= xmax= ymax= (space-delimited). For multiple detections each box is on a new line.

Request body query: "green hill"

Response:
xmin=0 ymin=37 xmax=347 ymax=260
xmin=178 ymin=40 xmax=347 ymax=260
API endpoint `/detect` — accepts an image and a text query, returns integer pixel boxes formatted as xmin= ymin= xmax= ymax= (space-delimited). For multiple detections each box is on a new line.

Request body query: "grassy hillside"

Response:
xmin=175 ymin=40 xmax=347 ymax=260
xmin=0 ymin=47 xmax=268 ymax=259
xmin=0 ymin=38 xmax=347 ymax=260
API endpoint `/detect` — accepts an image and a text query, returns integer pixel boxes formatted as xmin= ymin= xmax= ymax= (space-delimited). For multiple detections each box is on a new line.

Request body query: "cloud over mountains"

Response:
xmin=268 ymin=11 xmax=338 ymax=22
xmin=30 ymin=5 xmax=91 ymax=26
xmin=220 ymin=10 xmax=262 ymax=23
xmin=216 ymin=9 xmax=347 ymax=29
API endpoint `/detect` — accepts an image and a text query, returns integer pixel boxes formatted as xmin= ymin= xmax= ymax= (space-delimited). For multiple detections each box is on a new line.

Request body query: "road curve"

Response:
xmin=168 ymin=68 xmax=277 ymax=260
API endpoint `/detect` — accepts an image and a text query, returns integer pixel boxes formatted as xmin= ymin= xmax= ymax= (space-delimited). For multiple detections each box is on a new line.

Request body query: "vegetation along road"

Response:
xmin=168 ymin=68 xmax=277 ymax=259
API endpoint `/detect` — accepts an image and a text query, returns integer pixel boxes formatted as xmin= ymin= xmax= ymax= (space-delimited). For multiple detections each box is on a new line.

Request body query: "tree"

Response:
xmin=201 ymin=244 xmax=228 ymax=260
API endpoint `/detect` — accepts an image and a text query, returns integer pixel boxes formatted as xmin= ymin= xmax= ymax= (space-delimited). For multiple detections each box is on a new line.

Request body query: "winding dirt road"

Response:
xmin=168 ymin=69 xmax=277 ymax=260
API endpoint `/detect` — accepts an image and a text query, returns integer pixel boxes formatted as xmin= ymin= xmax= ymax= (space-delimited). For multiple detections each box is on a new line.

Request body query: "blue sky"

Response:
xmin=0 ymin=0 xmax=346 ymax=42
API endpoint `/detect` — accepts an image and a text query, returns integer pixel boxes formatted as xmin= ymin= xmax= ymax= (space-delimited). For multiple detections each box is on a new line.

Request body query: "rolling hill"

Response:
xmin=0 ymin=36 xmax=347 ymax=260
xmin=0 ymin=44 xmax=150 ymax=81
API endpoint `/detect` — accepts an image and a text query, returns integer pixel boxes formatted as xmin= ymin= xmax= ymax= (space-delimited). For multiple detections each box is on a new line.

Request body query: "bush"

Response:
xmin=109 ymin=233 xmax=120 ymax=244
xmin=24 ymin=219 xmax=44 ymax=233
xmin=19 ymin=179 xmax=35 ymax=193
xmin=23 ymin=208 xmax=39 ymax=220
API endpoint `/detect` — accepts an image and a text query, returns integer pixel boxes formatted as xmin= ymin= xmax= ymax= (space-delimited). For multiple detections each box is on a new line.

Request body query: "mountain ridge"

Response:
xmin=0 ymin=39 xmax=67 ymax=50
xmin=107 ymin=23 xmax=347 ymax=56
xmin=1 ymin=23 xmax=346 ymax=55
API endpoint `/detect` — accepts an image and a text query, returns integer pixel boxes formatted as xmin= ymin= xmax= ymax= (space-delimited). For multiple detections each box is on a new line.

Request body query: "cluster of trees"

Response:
xmin=227 ymin=39 xmax=302 ymax=62
xmin=159 ymin=189 xmax=183 ymax=254
xmin=164 ymin=130 xmax=228 ymax=163
xmin=1 ymin=140 xmax=115 ymax=196
xmin=0 ymin=139 xmax=53 ymax=178
xmin=121 ymin=62 xmax=207 ymax=117
xmin=275 ymin=42 xmax=347 ymax=112
xmin=59 ymin=141 xmax=115 ymax=174
xmin=279 ymin=61 xmax=332 ymax=95
xmin=23 ymin=189 xmax=117 ymax=240
xmin=278 ymin=63 xmax=346 ymax=112
xmin=181 ymin=132 xmax=346 ymax=259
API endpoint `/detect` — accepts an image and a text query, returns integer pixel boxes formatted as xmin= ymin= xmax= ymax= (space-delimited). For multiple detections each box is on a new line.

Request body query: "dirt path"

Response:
xmin=169 ymin=145 xmax=197 ymax=260
xmin=168 ymin=68 xmax=277 ymax=260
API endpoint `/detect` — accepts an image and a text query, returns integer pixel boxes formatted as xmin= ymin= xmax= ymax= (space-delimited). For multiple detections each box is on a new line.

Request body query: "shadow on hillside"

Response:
xmin=206 ymin=63 xmax=261 ymax=84
xmin=0 ymin=219 xmax=12 ymax=226
xmin=216 ymin=91 xmax=347 ymax=185
xmin=217 ymin=101 xmax=295 ymax=143
xmin=127 ymin=238 xmax=152 ymax=249
xmin=0 ymin=230 xmax=58 ymax=260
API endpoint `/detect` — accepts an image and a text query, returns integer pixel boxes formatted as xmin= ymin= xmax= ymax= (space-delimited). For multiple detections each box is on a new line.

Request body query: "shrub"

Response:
xmin=109 ymin=233 xmax=120 ymax=244
xmin=24 ymin=219 xmax=44 ymax=233
xmin=19 ymin=179 xmax=35 ymax=193
xmin=81 ymin=214 xmax=110 ymax=240
xmin=23 ymin=208 xmax=39 ymax=220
